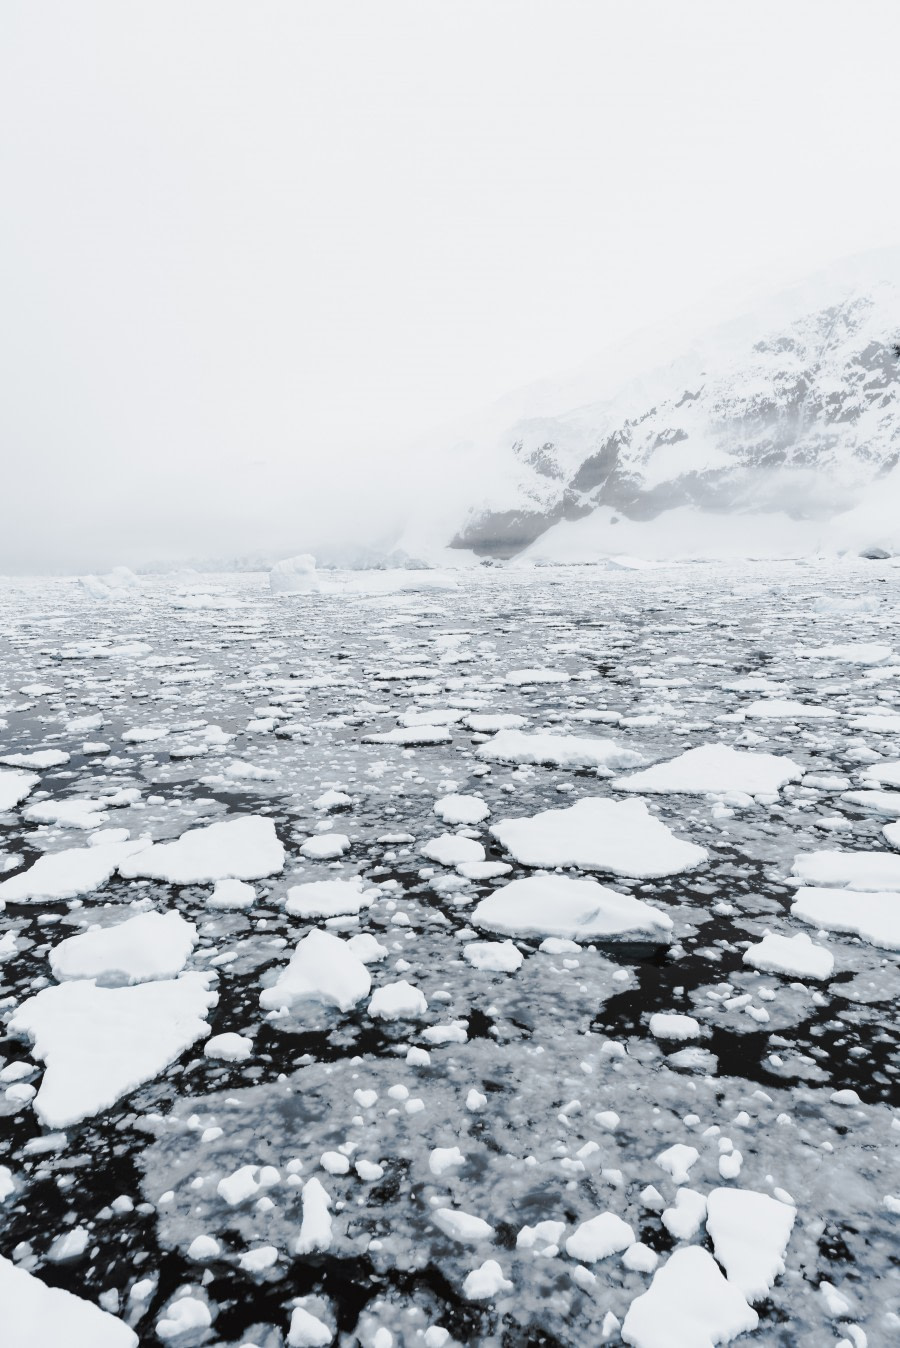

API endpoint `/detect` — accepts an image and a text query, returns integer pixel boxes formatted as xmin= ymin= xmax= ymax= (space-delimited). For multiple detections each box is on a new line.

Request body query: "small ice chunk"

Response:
xmin=50 ymin=911 xmax=197 ymax=985
xmin=205 ymin=1032 xmax=253 ymax=1061
xmin=260 ymin=929 xmax=371 ymax=1013
xmin=421 ymin=834 xmax=485 ymax=866
xmin=656 ymin=1144 xmax=700 ymax=1184
xmin=742 ymin=931 xmax=833 ymax=980
xmin=296 ymin=1177 xmax=332 ymax=1253
xmin=463 ymin=940 xmax=523 ymax=973
xmin=491 ymin=797 xmax=705 ymax=878
xmin=565 ymin=1212 xmax=635 ymax=1262
xmin=462 ymin=1259 xmax=512 ymax=1300
xmin=208 ymin=878 xmax=256 ymax=909
xmin=368 ymin=980 xmax=428 ymax=1020
xmin=473 ymin=874 xmax=672 ymax=942
xmin=434 ymin=794 xmax=490 ymax=825
xmin=649 ymin=1013 xmax=701 ymax=1041
xmin=119 ymin=815 xmax=285 ymax=883
xmin=288 ymin=1304 xmax=333 ymax=1346
xmin=285 ymin=877 xmax=372 ymax=919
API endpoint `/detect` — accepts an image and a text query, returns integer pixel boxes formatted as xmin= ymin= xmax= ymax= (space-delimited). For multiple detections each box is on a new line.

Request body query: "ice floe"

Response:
xmin=614 ymin=743 xmax=803 ymax=795
xmin=472 ymin=875 xmax=673 ymax=941
xmin=260 ymin=929 xmax=371 ymax=1013
xmin=49 ymin=910 xmax=197 ymax=984
xmin=705 ymin=1187 xmax=796 ymax=1302
xmin=0 ymin=1254 xmax=138 ymax=1347
xmin=119 ymin=815 xmax=285 ymax=883
xmin=490 ymin=797 xmax=706 ymax=877
xmin=9 ymin=972 xmax=217 ymax=1126
xmin=742 ymin=930 xmax=834 ymax=979
xmin=476 ymin=729 xmax=643 ymax=772
xmin=621 ymin=1246 xmax=758 ymax=1348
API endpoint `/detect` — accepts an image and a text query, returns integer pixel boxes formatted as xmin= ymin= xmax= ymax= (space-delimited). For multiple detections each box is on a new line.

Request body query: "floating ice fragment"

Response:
xmin=119 ymin=815 xmax=285 ymax=883
xmin=0 ymin=1255 xmax=137 ymax=1346
xmin=477 ymin=730 xmax=643 ymax=772
xmin=742 ymin=931 xmax=834 ymax=980
xmin=473 ymin=874 xmax=672 ymax=942
xmin=614 ymin=743 xmax=802 ymax=796
xmin=9 ymin=972 xmax=217 ymax=1127
xmin=565 ymin=1213 xmax=635 ymax=1262
xmin=621 ymin=1246 xmax=758 ymax=1348
xmin=367 ymin=980 xmax=428 ymax=1020
xmin=260 ymin=929 xmax=371 ymax=1013
xmin=705 ymin=1188 xmax=795 ymax=1301
xmin=491 ymin=797 xmax=705 ymax=878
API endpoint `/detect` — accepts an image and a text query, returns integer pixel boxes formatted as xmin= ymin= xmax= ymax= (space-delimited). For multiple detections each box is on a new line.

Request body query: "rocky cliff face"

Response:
xmin=450 ymin=276 xmax=900 ymax=557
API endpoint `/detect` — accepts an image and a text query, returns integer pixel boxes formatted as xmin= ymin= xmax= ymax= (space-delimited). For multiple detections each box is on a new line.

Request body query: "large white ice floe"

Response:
xmin=741 ymin=698 xmax=836 ymax=720
xmin=476 ymin=729 xmax=643 ymax=773
xmin=792 ymin=849 xmax=900 ymax=890
xmin=285 ymin=877 xmax=373 ymax=919
xmin=472 ymin=874 xmax=672 ymax=942
xmin=119 ymin=815 xmax=285 ymax=883
xmin=742 ymin=930 xmax=834 ymax=979
xmin=705 ymin=1188 xmax=796 ymax=1302
xmin=9 ymin=972 xmax=217 ymax=1127
xmin=49 ymin=910 xmax=198 ymax=984
xmin=614 ymin=743 xmax=802 ymax=795
xmin=490 ymin=797 xmax=706 ymax=877
xmin=0 ymin=1254 xmax=138 ymax=1347
xmin=796 ymin=641 xmax=892 ymax=664
xmin=1 ymin=748 xmax=71 ymax=768
xmin=621 ymin=1245 xmax=758 ymax=1348
xmin=0 ymin=839 xmax=147 ymax=903
xmin=259 ymin=929 xmax=371 ymax=1013
xmin=23 ymin=797 xmax=110 ymax=829
xmin=791 ymin=887 xmax=900 ymax=949
xmin=861 ymin=760 xmax=900 ymax=789
xmin=0 ymin=768 xmax=40 ymax=812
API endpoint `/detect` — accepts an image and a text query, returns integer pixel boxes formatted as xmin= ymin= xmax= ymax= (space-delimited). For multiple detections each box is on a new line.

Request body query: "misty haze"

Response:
xmin=1 ymin=5 xmax=899 ymax=1348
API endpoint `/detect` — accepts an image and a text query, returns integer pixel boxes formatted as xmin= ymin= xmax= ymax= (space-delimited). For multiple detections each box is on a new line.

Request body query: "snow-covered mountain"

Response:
xmin=447 ymin=255 xmax=900 ymax=560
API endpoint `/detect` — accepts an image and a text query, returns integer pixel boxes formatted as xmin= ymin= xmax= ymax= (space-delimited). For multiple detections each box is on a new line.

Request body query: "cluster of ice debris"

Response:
xmin=0 ymin=560 xmax=898 ymax=1346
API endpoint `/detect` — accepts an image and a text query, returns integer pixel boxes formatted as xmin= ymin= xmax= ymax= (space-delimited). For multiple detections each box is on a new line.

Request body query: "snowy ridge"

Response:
xmin=448 ymin=254 xmax=900 ymax=559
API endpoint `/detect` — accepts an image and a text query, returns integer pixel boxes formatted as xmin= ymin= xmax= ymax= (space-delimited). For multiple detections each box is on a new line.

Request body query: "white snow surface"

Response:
xmin=742 ymin=930 xmax=834 ymax=980
xmin=621 ymin=1246 xmax=758 ymax=1348
xmin=119 ymin=815 xmax=285 ymax=883
xmin=0 ymin=1254 xmax=138 ymax=1347
xmin=705 ymin=1188 xmax=796 ymax=1302
xmin=0 ymin=839 xmax=147 ymax=903
xmin=491 ymin=796 xmax=706 ymax=878
xmin=9 ymin=972 xmax=217 ymax=1127
xmin=792 ymin=849 xmax=900 ymax=891
xmin=0 ymin=769 xmax=40 ymax=812
xmin=472 ymin=874 xmax=672 ymax=941
xmin=476 ymin=729 xmax=643 ymax=772
xmin=614 ymin=743 xmax=802 ymax=795
xmin=791 ymin=887 xmax=900 ymax=950
xmin=49 ymin=910 xmax=198 ymax=984
xmin=260 ymin=929 xmax=371 ymax=1014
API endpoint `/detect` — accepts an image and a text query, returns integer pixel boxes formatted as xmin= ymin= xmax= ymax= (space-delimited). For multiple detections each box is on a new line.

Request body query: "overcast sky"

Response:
xmin=2 ymin=1 xmax=899 ymax=571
